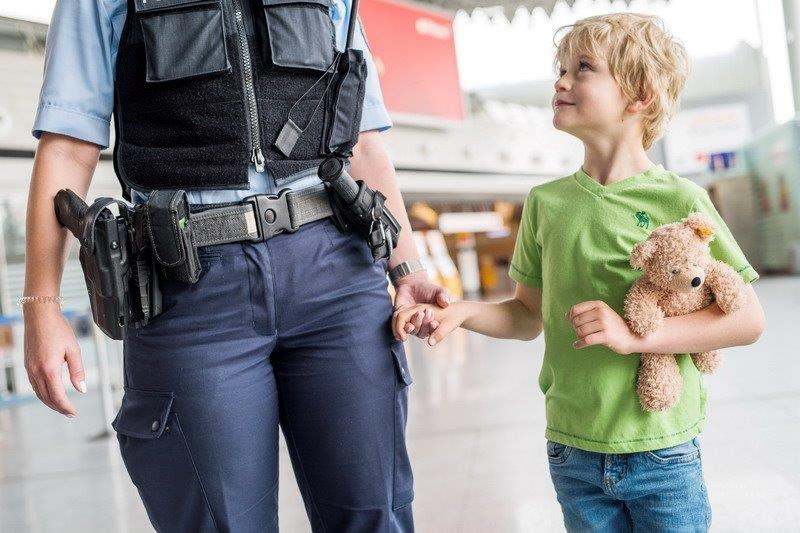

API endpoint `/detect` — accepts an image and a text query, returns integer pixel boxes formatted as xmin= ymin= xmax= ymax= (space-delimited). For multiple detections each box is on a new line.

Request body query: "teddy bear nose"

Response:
xmin=691 ymin=277 xmax=701 ymax=288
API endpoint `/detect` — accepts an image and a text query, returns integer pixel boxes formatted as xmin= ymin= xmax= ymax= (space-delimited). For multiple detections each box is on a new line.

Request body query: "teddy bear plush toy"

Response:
xmin=623 ymin=213 xmax=746 ymax=412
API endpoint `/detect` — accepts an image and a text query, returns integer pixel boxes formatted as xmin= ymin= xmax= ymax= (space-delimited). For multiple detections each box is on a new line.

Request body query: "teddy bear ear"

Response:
xmin=630 ymin=240 xmax=656 ymax=270
xmin=684 ymin=213 xmax=718 ymax=243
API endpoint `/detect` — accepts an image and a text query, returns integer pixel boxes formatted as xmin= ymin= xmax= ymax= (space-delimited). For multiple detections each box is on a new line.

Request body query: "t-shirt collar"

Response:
xmin=574 ymin=164 xmax=666 ymax=196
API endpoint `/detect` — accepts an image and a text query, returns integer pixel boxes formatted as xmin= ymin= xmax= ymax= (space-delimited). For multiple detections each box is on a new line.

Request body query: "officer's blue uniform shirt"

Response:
xmin=32 ymin=0 xmax=392 ymax=205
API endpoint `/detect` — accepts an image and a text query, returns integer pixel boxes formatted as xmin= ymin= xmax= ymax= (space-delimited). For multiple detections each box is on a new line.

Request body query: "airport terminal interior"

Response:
xmin=2 ymin=0 xmax=800 ymax=531
xmin=1 ymin=275 xmax=799 ymax=532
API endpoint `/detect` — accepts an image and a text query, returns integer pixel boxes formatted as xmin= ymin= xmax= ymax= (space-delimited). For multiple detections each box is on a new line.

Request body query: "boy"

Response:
xmin=393 ymin=13 xmax=765 ymax=532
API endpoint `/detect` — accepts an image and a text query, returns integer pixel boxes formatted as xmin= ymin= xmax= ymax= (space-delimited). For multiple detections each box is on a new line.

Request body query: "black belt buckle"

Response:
xmin=244 ymin=188 xmax=297 ymax=242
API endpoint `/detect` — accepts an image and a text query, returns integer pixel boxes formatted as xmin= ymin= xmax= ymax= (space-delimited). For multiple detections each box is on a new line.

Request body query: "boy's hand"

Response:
xmin=566 ymin=301 xmax=640 ymax=355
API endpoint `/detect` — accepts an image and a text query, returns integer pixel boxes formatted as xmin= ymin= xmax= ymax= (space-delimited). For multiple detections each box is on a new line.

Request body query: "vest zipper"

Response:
xmin=232 ymin=0 xmax=266 ymax=173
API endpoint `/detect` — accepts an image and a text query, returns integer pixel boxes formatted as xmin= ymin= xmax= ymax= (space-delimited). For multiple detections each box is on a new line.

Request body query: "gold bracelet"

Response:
xmin=17 ymin=296 xmax=65 ymax=308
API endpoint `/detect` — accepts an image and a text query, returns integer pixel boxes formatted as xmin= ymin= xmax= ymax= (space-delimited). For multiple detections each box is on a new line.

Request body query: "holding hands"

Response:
xmin=393 ymin=283 xmax=544 ymax=347
xmin=393 ymin=303 xmax=466 ymax=346
xmin=391 ymin=270 xmax=451 ymax=338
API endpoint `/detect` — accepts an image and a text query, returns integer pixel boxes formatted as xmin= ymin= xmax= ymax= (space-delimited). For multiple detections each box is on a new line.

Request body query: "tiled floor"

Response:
xmin=1 ymin=276 xmax=798 ymax=532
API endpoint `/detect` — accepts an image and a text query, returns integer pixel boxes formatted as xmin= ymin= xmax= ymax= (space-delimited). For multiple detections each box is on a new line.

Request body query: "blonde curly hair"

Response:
xmin=554 ymin=13 xmax=690 ymax=149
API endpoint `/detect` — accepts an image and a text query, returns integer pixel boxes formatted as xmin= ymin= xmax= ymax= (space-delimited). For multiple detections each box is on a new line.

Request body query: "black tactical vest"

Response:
xmin=112 ymin=0 xmax=367 ymax=200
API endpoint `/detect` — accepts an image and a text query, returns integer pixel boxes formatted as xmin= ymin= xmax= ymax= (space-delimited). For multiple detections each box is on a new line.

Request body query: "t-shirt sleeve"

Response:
xmin=689 ymin=190 xmax=759 ymax=284
xmin=509 ymin=189 xmax=543 ymax=288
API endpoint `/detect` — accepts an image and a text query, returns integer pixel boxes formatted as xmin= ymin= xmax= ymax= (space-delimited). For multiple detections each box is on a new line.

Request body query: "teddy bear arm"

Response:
xmin=705 ymin=260 xmax=746 ymax=314
xmin=624 ymin=279 xmax=665 ymax=336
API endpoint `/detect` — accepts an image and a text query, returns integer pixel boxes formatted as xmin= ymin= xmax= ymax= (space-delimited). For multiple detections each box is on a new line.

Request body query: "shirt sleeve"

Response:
xmin=353 ymin=17 xmax=392 ymax=133
xmin=689 ymin=190 xmax=760 ymax=284
xmin=331 ymin=0 xmax=391 ymax=133
xmin=31 ymin=0 xmax=121 ymax=149
xmin=509 ymin=188 xmax=544 ymax=288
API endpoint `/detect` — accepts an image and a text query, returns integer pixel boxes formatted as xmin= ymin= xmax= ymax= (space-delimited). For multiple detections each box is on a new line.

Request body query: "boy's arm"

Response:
xmin=422 ymin=283 xmax=543 ymax=345
xmin=635 ymin=282 xmax=764 ymax=354
xmin=570 ymin=283 xmax=765 ymax=354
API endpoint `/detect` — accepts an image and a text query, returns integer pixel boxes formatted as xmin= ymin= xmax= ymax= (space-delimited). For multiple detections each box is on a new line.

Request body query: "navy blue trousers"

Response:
xmin=112 ymin=218 xmax=414 ymax=532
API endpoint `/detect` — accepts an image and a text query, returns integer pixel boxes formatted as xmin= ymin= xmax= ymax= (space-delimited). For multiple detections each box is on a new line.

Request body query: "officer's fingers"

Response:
xmin=436 ymin=289 xmax=451 ymax=308
xmin=393 ymin=308 xmax=419 ymax=341
xmin=65 ymin=346 xmax=87 ymax=394
xmin=400 ymin=311 xmax=423 ymax=340
xmin=43 ymin=368 xmax=77 ymax=417
xmin=408 ymin=310 xmax=425 ymax=336
xmin=27 ymin=372 xmax=51 ymax=410
xmin=392 ymin=310 xmax=407 ymax=341
xmin=416 ymin=308 xmax=437 ymax=338
xmin=396 ymin=317 xmax=413 ymax=342
xmin=27 ymin=363 xmax=60 ymax=412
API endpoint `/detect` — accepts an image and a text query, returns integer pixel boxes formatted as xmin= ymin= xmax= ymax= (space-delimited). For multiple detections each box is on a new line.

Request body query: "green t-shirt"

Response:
xmin=509 ymin=164 xmax=759 ymax=453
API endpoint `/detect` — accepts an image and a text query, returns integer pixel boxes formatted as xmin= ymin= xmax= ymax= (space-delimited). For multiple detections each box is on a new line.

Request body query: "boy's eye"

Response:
xmin=578 ymin=61 xmax=591 ymax=71
xmin=558 ymin=68 xmax=566 ymax=77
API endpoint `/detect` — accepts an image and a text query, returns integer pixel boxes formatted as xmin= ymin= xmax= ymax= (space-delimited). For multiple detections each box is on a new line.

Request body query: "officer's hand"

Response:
xmin=23 ymin=309 xmax=86 ymax=417
xmin=393 ymin=272 xmax=450 ymax=338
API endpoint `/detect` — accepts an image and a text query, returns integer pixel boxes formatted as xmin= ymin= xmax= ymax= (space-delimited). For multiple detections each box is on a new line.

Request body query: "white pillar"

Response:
xmin=782 ymin=0 xmax=800 ymax=111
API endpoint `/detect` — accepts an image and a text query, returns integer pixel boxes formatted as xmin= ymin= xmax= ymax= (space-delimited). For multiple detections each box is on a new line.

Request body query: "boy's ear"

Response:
xmin=684 ymin=213 xmax=717 ymax=243
xmin=627 ymin=91 xmax=657 ymax=113
xmin=630 ymin=240 xmax=656 ymax=270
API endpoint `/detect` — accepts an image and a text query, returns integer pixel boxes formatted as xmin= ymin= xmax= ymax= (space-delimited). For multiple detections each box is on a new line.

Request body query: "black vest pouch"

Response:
xmin=327 ymin=48 xmax=367 ymax=156
xmin=134 ymin=0 xmax=230 ymax=83
xmin=259 ymin=0 xmax=336 ymax=71
xmin=143 ymin=190 xmax=202 ymax=284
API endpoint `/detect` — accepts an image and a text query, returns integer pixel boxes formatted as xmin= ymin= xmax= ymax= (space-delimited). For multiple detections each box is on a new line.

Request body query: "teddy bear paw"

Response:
xmin=628 ymin=307 xmax=664 ymax=336
xmin=637 ymin=354 xmax=682 ymax=412
xmin=692 ymin=351 xmax=721 ymax=374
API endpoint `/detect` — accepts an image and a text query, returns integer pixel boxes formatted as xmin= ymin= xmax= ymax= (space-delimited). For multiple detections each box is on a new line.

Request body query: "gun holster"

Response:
xmin=54 ymin=190 xmax=161 ymax=340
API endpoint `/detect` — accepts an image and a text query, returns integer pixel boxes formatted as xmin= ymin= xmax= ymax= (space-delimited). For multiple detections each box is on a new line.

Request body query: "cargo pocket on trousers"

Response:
xmin=390 ymin=340 xmax=414 ymax=509
xmin=260 ymin=0 xmax=336 ymax=71
xmin=112 ymin=387 xmax=217 ymax=529
xmin=135 ymin=0 xmax=230 ymax=83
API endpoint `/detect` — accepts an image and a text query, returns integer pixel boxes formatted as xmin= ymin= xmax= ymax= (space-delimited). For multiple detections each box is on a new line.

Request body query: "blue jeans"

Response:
xmin=113 ymin=218 xmax=414 ymax=532
xmin=548 ymin=437 xmax=711 ymax=532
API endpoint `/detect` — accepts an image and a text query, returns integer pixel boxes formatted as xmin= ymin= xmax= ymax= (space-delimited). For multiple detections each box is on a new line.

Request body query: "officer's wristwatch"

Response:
xmin=388 ymin=260 xmax=426 ymax=286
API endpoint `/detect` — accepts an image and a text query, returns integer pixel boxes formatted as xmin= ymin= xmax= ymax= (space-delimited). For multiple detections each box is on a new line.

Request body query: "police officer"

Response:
xmin=22 ymin=0 xmax=449 ymax=530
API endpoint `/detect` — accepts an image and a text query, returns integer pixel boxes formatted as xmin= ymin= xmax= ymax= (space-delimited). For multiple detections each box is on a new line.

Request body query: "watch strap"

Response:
xmin=388 ymin=259 xmax=425 ymax=285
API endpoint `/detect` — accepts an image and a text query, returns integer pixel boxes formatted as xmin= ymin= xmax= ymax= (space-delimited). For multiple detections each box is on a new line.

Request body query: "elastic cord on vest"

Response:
xmin=275 ymin=52 xmax=344 ymax=157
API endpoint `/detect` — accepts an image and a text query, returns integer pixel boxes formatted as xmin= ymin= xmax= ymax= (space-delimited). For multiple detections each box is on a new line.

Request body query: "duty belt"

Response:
xmin=188 ymin=185 xmax=333 ymax=247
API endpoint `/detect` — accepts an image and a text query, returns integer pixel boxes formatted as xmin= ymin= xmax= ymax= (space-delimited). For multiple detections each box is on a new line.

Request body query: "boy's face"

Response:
xmin=552 ymin=52 xmax=630 ymax=141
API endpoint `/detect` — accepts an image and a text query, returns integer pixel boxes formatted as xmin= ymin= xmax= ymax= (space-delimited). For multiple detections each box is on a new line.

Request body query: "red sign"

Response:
xmin=359 ymin=0 xmax=465 ymax=121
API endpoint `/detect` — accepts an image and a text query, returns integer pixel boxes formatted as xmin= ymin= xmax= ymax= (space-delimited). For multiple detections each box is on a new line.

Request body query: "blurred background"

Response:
xmin=1 ymin=0 xmax=799 ymax=531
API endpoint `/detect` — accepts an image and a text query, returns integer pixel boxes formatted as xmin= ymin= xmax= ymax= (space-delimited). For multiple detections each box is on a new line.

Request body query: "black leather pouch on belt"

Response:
xmin=143 ymin=190 xmax=201 ymax=284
